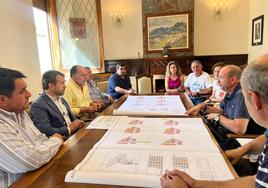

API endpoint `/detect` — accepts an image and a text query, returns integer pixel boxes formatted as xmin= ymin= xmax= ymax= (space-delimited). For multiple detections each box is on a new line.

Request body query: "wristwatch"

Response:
xmin=214 ymin=114 xmax=221 ymax=122
xmin=203 ymin=103 xmax=208 ymax=111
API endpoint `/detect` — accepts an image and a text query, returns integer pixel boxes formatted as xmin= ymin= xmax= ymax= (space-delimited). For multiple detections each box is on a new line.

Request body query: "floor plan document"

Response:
xmin=86 ymin=115 xmax=125 ymax=129
xmin=113 ymin=95 xmax=187 ymax=116
xmin=66 ymin=116 xmax=234 ymax=187
xmin=65 ymin=149 xmax=234 ymax=187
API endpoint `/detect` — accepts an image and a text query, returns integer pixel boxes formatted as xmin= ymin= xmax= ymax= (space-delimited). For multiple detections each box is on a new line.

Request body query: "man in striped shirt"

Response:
xmin=0 ymin=68 xmax=63 ymax=187
xmin=160 ymin=54 xmax=268 ymax=188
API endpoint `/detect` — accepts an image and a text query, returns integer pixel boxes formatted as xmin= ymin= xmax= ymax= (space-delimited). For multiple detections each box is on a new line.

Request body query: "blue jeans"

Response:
xmin=190 ymin=96 xmax=207 ymax=105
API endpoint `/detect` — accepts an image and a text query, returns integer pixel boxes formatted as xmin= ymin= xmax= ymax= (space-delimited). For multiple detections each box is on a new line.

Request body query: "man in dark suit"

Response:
xmin=30 ymin=70 xmax=84 ymax=138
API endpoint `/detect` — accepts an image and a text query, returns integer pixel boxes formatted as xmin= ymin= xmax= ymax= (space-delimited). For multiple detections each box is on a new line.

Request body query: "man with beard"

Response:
xmin=108 ymin=63 xmax=135 ymax=100
xmin=31 ymin=70 xmax=84 ymax=138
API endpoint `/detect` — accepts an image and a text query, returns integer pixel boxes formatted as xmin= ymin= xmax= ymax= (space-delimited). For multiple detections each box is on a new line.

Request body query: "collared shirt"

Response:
xmin=87 ymin=80 xmax=110 ymax=104
xmin=256 ymin=130 xmax=268 ymax=187
xmin=0 ymin=109 xmax=62 ymax=188
xmin=46 ymin=93 xmax=72 ymax=126
xmin=220 ymin=83 xmax=250 ymax=119
xmin=108 ymin=73 xmax=132 ymax=99
xmin=64 ymin=78 xmax=93 ymax=115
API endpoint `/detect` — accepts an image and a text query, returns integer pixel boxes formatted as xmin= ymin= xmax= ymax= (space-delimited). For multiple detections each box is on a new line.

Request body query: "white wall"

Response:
xmin=248 ymin=0 xmax=268 ymax=63
xmin=0 ymin=0 xmax=41 ymax=100
xmin=194 ymin=0 xmax=249 ymax=55
xmin=101 ymin=0 xmax=250 ymax=59
xmin=101 ymin=0 xmax=143 ymax=60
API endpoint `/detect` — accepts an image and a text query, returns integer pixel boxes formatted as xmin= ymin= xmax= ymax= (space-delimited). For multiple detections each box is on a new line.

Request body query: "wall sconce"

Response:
xmin=213 ymin=0 xmax=228 ymax=18
xmin=110 ymin=11 xmax=124 ymax=28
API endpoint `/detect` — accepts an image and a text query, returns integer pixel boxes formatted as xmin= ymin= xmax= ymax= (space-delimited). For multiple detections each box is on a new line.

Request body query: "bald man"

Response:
xmin=186 ymin=65 xmax=250 ymax=149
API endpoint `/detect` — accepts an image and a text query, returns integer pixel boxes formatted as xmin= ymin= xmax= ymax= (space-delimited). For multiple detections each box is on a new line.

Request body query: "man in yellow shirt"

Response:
xmin=64 ymin=65 xmax=100 ymax=116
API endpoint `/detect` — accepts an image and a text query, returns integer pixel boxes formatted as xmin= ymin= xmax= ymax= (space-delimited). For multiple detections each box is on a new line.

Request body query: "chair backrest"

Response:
xmin=152 ymin=74 xmax=165 ymax=93
xmin=129 ymin=76 xmax=137 ymax=92
xmin=137 ymin=75 xmax=152 ymax=94
xmin=96 ymin=80 xmax=109 ymax=93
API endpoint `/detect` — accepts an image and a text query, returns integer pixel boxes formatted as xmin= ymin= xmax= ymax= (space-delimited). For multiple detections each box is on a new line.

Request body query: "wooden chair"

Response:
xmin=137 ymin=74 xmax=153 ymax=94
xmin=129 ymin=76 xmax=137 ymax=92
xmin=96 ymin=80 xmax=109 ymax=93
xmin=93 ymin=73 xmax=112 ymax=93
xmin=152 ymin=74 xmax=165 ymax=93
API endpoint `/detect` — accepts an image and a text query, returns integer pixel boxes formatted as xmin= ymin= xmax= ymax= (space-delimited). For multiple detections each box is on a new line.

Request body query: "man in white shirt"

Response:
xmin=184 ymin=60 xmax=212 ymax=105
xmin=0 ymin=68 xmax=63 ymax=187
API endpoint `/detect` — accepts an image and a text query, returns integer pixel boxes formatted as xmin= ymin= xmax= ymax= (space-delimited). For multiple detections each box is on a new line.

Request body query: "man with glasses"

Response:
xmin=186 ymin=65 xmax=250 ymax=150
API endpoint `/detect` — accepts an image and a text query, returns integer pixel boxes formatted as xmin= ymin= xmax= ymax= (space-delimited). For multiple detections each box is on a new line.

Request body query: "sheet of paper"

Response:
xmin=86 ymin=115 xmax=126 ymax=129
xmin=95 ymin=131 xmax=218 ymax=152
xmin=66 ymin=116 xmax=233 ymax=187
xmin=236 ymin=138 xmax=253 ymax=146
xmin=113 ymin=95 xmax=187 ymax=116
xmin=112 ymin=117 xmax=209 ymax=134
xmin=65 ymin=149 xmax=234 ymax=187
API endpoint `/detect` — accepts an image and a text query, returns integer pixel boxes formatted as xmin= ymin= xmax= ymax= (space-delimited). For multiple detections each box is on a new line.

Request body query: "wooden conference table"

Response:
xmin=10 ymin=93 xmax=237 ymax=188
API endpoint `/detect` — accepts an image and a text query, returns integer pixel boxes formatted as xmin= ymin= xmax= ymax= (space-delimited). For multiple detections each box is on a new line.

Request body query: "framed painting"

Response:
xmin=145 ymin=12 xmax=191 ymax=52
xmin=252 ymin=15 xmax=264 ymax=46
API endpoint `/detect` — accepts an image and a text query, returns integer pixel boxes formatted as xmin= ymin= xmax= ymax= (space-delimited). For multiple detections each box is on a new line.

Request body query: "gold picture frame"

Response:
xmin=145 ymin=12 xmax=192 ymax=52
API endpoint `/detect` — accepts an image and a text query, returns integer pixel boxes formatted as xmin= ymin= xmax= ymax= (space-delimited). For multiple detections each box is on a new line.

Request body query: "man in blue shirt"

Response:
xmin=187 ymin=65 xmax=250 ymax=135
xmin=108 ymin=63 xmax=135 ymax=99
xmin=161 ymin=53 xmax=268 ymax=188
xmin=85 ymin=67 xmax=113 ymax=106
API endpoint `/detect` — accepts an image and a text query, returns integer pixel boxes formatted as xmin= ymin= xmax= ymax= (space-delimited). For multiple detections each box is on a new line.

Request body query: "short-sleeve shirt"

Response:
xmin=108 ymin=73 xmax=132 ymax=99
xmin=256 ymin=130 xmax=268 ymax=187
xmin=64 ymin=79 xmax=93 ymax=115
xmin=184 ymin=71 xmax=212 ymax=92
xmin=212 ymin=80 xmax=225 ymax=99
xmin=219 ymin=84 xmax=250 ymax=119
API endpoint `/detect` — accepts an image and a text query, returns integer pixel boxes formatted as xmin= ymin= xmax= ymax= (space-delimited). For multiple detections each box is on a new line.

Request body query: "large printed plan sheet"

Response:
xmin=86 ymin=115 xmax=124 ymax=129
xmin=65 ymin=149 xmax=233 ymax=187
xmin=113 ymin=95 xmax=187 ymax=116
xmin=65 ymin=116 xmax=234 ymax=187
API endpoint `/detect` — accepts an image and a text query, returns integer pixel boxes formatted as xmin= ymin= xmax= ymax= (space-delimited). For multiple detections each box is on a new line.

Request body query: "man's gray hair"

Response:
xmin=191 ymin=60 xmax=202 ymax=66
xmin=241 ymin=63 xmax=268 ymax=103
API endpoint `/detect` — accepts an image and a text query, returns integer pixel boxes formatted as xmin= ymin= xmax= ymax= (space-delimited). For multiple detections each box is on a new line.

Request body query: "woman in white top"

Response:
xmin=209 ymin=62 xmax=226 ymax=102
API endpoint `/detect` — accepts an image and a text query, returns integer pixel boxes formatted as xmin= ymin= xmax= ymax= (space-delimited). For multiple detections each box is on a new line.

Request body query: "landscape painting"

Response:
xmin=146 ymin=12 xmax=190 ymax=52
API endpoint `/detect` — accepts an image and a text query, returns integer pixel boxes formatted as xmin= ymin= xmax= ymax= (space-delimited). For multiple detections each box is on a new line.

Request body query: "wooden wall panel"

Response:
xmin=104 ymin=54 xmax=248 ymax=76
